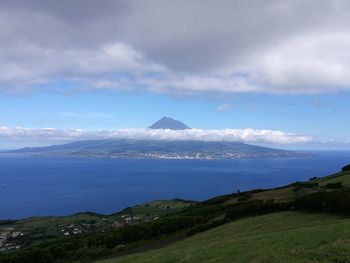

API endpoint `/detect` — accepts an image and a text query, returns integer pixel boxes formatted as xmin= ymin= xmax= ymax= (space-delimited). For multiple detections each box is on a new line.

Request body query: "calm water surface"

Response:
xmin=1 ymin=151 xmax=349 ymax=219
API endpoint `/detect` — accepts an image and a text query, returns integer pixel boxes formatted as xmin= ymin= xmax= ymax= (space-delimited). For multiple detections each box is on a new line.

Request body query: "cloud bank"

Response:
xmin=1 ymin=0 xmax=350 ymax=95
xmin=0 ymin=126 xmax=313 ymax=147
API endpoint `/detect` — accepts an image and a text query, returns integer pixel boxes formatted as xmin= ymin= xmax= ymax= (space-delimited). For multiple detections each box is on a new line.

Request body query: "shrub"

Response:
xmin=309 ymin=176 xmax=318 ymax=181
xmin=293 ymin=182 xmax=319 ymax=192
xmin=342 ymin=164 xmax=350 ymax=172
xmin=325 ymin=182 xmax=343 ymax=189
xmin=296 ymin=188 xmax=350 ymax=214
xmin=49 ymin=245 xmax=67 ymax=259
xmin=225 ymin=202 xmax=292 ymax=220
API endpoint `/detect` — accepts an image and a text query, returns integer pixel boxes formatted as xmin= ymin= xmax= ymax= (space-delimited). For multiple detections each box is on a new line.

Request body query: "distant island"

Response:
xmin=6 ymin=139 xmax=305 ymax=159
xmin=4 ymin=117 xmax=306 ymax=159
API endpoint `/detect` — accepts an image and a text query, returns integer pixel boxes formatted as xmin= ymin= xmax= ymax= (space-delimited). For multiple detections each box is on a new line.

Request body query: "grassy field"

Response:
xmin=118 ymin=199 xmax=195 ymax=218
xmin=0 ymin=199 xmax=193 ymax=246
xmin=316 ymin=171 xmax=350 ymax=187
xmin=98 ymin=211 xmax=350 ymax=263
xmin=224 ymin=170 xmax=350 ymax=206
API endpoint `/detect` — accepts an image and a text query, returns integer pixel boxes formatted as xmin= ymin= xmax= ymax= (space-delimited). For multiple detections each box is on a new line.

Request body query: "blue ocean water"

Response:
xmin=0 ymin=151 xmax=349 ymax=219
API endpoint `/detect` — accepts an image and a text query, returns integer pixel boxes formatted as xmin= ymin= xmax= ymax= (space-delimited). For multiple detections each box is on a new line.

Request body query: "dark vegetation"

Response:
xmin=1 ymin=165 xmax=350 ymax=263
xmin=0 ymin=221 xmax=15 ymax=226
xmin=296 ymin=187 xmax=350 ymax=213
xmin=342 ymin=164 xmax=350 ymax=171
xmin=225 ymin=201 xmax=294 ymax=220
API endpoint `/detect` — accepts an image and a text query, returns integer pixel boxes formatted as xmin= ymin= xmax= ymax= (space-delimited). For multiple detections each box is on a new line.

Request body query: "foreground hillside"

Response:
xmin=0 ymin=199 xmax=192 ymax=251
xmin=99 ymin=211 xmax=350 ymax=263
xmin=1 ymin=165 xmax=350 ymax=263
xmin=97 ymin=166 xmax=350 ymax=263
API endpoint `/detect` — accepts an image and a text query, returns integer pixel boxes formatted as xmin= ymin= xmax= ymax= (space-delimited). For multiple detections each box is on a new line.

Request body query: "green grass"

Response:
xmin=224 ymin=170 xmax=350 ymax=206
xmin=122 ymin=199 xmax=195 ymax=218
xmin=318 ymin=171 xmax=350 ymax=187
xmin=98 ymin=211 xmax=350 ymax=263
xmin=249 ymin=187 xmax=295 ymax=203
xmin=1 ymin=199 xmax=193 ymax=245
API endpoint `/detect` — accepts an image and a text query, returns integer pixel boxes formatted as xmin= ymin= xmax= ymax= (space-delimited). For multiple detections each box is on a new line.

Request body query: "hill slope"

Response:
xmin=2 ymin=166 xmax=350 ymax=263
xmin=0 ymin=199 xmax=193 ymax=249
xmin=6 ymin=139 xmax=303 ymax=159
xmin=95 ymin=167 xmax=350 ymax=263
xmin=99 ymin=211 xmax=350 ymax=263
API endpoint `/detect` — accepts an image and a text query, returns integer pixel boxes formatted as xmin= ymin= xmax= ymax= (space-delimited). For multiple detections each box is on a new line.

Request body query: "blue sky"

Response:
xmin=0 ymin=90 xmax=346 ymax=133
xmin=1 ymin=1 xmax=350 ymax=149
xmin=0 ymin=90 xmax=337 ymax=132
xmin=1 ymin=89 xmax=350 ymax=149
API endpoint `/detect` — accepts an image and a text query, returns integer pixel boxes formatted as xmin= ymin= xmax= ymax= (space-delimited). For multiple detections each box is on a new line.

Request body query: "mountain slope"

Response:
xmin=149 ymin=117 xmax=190 ymax=130
xmin=6 ymin=139 xmax=303 ymax=159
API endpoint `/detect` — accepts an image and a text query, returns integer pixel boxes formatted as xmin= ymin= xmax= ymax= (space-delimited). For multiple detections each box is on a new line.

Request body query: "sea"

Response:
xmin=1 ymin=151 xmax=350 ymax=219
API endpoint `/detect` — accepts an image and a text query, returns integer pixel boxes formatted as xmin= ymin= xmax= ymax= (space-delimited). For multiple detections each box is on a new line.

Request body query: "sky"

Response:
xmin=1 ymin=0 xmax=350 ymax=149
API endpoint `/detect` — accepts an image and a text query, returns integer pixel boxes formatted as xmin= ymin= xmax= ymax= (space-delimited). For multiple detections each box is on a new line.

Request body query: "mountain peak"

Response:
xmin=149 ymin=117 xmax=191 ymax=130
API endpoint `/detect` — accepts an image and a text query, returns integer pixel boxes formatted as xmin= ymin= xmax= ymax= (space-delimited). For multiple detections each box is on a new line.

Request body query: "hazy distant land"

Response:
xmin=5 ymin=139 xmax=306 ymax=160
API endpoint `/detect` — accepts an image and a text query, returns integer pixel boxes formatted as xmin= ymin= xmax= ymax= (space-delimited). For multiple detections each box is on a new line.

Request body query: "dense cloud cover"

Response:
xmin=0 ymin=126 xmax=313 ymax=147
xmin=1 ymin=0 xmax=350 ymax=95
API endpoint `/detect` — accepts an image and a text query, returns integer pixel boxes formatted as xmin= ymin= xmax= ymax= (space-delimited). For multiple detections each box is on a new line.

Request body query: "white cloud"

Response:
xmin=1 ymin=1 xmax=350 ymax=95
xmin=250 ymin=32 xmax=350 ymax=93
xmin=0 ymin=126 xmax=313 ymax=146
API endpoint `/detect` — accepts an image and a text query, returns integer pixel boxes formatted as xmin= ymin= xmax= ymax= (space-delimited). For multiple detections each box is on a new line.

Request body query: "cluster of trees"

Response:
xmin=296 ymin=187 xmax=350 ymax=214
xmin=292 ymin=182 xmax=319 ymax=189
xmin=342 ymin=164 xmax=350 ymax=172
xmin=90 ymin=215 xmax=200 ymax=250
xmin=325 ymin=182 xmax=343 ymax=189
xmin=225 ymin=201 xmax=294 ymax=220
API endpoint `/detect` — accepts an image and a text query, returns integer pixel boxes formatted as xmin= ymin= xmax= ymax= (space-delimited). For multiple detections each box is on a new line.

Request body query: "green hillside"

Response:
xmin=97 ymin=167 xmax=350 ymax=263
xmin=99 ymin=211 xmax=350 ymax=263
xmin=2 ymin=166 xmax=350 ymax=263
xmin=0 ymin=199 xmax=193 ymax=250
